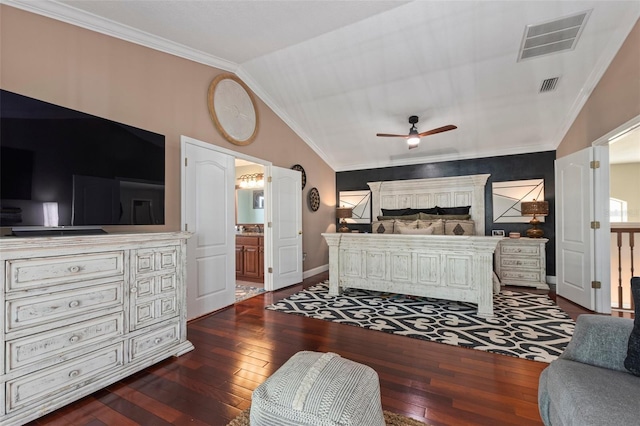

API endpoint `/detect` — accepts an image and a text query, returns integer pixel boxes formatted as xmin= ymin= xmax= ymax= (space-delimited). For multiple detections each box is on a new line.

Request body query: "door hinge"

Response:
xmin=185 ymin=223 xmax=188 ymax=231
xmin=184 ymin=158 xmax=188 ymax=167
xmin=267 ymin=222 xmax=272 ymax=228
xmin=268 ymin=267 xmax=273 ymax=274
xmin=590 ymin=160 xmax=600 ymax=169
xmin=267 ymin=176 xmax=272 ymax=183
xmin=591 ymin=281 xmax=602 ymax=289
xmin=590 ymin=221 xmax=601 ymax=229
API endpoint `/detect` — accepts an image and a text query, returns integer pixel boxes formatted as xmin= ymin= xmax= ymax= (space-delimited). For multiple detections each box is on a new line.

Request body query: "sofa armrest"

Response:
xmin=560 ymin=314 xmax=633 ymax=372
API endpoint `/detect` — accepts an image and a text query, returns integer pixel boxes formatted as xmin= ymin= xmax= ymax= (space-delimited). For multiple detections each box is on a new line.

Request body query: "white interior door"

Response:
xmin=270 ymin=166 xmax=302 ymax=290
xmin=182 ymin=138 xmax=235 ymax=320
xmin=555 ymin=146 xmax=609 ymax=312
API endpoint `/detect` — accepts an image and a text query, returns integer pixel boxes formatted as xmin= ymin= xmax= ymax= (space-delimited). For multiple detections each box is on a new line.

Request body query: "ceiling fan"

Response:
xmin=377 ymin=115 xmax=457 ymax=149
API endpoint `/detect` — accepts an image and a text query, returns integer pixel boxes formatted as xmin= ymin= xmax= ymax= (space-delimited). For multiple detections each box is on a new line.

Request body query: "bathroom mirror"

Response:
xmin=236 ymin=188 xmax=264 ymax=224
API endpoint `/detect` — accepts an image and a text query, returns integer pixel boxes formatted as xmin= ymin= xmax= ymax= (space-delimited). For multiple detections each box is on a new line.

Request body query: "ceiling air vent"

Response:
xmin=518 ymin=10 xmax=591 ymax=61
xmin=540 ymin=77 xmax=560 ymax=93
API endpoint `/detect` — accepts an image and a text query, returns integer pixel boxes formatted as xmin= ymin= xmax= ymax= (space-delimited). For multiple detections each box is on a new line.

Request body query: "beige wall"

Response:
xmin=0 ymin=5 xmax=335 ymax=271
xmin=610 ymin=163 xmax=640 ymax=222
xmin=556 ymin=19 xmax=640 ymax=158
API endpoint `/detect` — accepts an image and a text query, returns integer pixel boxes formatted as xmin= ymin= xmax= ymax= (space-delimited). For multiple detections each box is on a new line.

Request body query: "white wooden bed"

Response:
xmin=322 ymin=174 xmax=500 ymax=317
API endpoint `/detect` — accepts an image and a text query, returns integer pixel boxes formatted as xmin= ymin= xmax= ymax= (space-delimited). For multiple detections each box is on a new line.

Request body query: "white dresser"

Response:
xmin=495 ymin=237 xmax=549 ymax=289
xmin=0 ymin=232 xmax=194 ymax=425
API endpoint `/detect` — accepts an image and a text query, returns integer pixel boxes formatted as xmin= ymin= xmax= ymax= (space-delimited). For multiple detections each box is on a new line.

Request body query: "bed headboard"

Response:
xmin=367 ymin=174 xmax=491 ymax=235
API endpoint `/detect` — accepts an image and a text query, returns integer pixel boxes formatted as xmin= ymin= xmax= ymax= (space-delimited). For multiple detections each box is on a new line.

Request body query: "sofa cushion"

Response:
xmin=539 ymin=359 xmax=640 ymax=426
xmin=624 ymin=277 xmax=640 ymax=376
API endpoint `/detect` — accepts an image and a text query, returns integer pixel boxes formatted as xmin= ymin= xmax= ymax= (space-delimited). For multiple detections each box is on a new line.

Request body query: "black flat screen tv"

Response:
xmin=0 ymin=89 xmax=165 ymax=232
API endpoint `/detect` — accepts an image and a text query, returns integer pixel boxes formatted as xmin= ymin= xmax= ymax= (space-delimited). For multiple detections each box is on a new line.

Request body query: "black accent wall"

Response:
xmin=336 ymin=150 xmax=556 ymax=276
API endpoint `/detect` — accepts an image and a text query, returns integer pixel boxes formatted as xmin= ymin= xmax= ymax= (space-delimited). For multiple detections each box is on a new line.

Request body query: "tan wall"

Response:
xmin=0 ymin=5 xmax=335 ymax=271
xmin=610 ymin=163 xmax=640 ymax=222
xmin=556 ymin=19 xmax=640 ymax=158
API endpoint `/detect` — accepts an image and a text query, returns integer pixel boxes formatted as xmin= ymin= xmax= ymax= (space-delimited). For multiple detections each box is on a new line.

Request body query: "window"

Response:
xmin=610 ymin=197 xmax=628 ymax=222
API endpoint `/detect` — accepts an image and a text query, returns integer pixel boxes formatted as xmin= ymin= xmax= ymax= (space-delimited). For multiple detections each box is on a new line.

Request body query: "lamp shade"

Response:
xmin=521 ymin=200 xmax=549 ymax=216
xmin=336 ymin=207 xmax=353 ymax=219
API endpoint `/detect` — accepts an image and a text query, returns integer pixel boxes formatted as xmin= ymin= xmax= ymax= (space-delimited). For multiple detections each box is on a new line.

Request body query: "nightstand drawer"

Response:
xmin=500 ymin=257 xmax=541 ymax=269
xmin=6 ymin=252 xmax=124 ymax=291
xmin=6 ymin=313 xmax=124 ymax=372
xmin=501 ymin=270 xmax=544 ymax=282
xmin=6 ymin=343 xmax=123 ymax=412
xmin=6 ymin=281 xmax=123 ymax=333
xmin=500 ymin=244 xmax=540 ymax=256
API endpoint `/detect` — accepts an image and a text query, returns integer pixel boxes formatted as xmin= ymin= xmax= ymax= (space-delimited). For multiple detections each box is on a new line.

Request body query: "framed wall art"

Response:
xmin=492 ymin=179 xmax=545 ymax=223
xmin=338 ymin=190 xmax=371 ymax=224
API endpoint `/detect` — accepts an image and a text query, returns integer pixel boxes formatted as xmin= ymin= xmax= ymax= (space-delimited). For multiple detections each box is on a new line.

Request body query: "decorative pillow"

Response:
xmin=377 ymin=214 xmax=420 ymax=221
xmin=443 ymin=219 xmax=475 ymax=235
xmin=406 ymin=207 xmax=439 ymax=215
xmin=393 ymin=219 xmax=419 ymax=234
xmin=418 ymin=213 xmax=440 ymax=221
xmin=437 ymin=214 xmax=472 ymax=220
xmin=381 ymin=208 xmax=410 ymax=216
xmin=397 ymin=226 xmax=435 ymax=235
xmin=437 ymin=206 xmax=471 ymax=215
xmin=624 ymin=277 xmax=640 ymax=376
xmin=371 ymin=221 xmax=393 ymax=234
xmin=417 ymin=219 xmax=444 ymax=235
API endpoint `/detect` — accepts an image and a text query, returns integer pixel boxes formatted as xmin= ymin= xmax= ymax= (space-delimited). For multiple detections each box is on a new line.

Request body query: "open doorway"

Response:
xmin=608 ymin=119 xmax=640 ymax=312
xmin=234 ymin=159 xmax=267 ymax=302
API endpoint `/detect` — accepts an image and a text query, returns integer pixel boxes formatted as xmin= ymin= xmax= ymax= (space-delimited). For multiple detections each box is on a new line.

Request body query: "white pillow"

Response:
xmin=393 ymin=220 xmax=419 ymax=234
xmin=397 ymin=226 xmax=435 ymax=235
xmin=417 ymin=219 xmax=444 ymax=235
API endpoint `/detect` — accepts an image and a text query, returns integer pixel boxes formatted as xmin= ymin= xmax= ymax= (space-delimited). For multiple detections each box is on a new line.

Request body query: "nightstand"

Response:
xmin=495 ymin=237 xmax=549 ymax=289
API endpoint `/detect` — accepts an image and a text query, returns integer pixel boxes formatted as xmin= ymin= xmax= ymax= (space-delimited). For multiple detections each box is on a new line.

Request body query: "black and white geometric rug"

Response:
xmin=266 ymin=283 xmax=575 ymax=363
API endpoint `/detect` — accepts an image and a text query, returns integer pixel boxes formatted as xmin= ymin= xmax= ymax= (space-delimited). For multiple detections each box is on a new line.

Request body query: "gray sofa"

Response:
xmin=538 ymin=314 xmax=640 ymax=426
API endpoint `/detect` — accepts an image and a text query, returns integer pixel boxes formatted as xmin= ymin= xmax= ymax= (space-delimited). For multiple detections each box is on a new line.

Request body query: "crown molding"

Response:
xmin=2 ymin=0 xmax=238 ymax=73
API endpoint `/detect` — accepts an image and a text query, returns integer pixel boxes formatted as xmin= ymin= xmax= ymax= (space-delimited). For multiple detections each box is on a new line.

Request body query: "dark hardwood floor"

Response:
xmin=30 ymin=272 xmax=595 ymax=426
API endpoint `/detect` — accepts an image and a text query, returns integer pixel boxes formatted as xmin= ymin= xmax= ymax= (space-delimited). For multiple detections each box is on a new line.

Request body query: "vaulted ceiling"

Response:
xmin=9 ymin=0 xmax=639 ymax=171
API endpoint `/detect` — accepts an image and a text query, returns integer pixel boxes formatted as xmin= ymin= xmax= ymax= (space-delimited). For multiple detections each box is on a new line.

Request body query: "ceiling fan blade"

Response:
xmin=418 ymin=125 xmax=457 ymax=137
xmin=376 ymin=133 xmax=409 ymax=138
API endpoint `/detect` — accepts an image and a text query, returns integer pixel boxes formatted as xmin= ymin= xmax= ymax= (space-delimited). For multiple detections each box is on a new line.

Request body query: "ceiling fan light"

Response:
xmin=407 ymin=136 xmax=420 ymax=148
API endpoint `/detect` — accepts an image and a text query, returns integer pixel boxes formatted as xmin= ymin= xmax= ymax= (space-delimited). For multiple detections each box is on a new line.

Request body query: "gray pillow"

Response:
xmin=624 ymin=277 xmax=640 ymax=376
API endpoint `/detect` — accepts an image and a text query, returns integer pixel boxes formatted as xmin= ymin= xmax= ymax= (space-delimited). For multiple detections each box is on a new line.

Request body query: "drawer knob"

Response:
xmin=131 ymin=287 xmax=138 ymax=294
xmin=154 ymin=338 xmax=162 ymax=344
xmin=68 ymin=369 xmax=80 ymax=378
xmin=69 ymin=335 xmax=80 ymax=343
xmin=68 ymin=300 xmax=80 ymax=308
xmin=69 ymin=265 xmax=81 ymax=273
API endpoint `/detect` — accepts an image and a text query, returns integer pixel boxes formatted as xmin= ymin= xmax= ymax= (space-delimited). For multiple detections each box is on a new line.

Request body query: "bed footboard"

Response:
xmin=322 ymin=233 xmax=500 ymax=317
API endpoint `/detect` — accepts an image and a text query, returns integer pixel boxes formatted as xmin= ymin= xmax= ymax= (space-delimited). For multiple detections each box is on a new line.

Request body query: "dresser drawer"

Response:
xmin=6 ymin=343 xmax=124 ymax=412
xmin=129 ymin=323 xmax=179 ymax=361
xmin=499 ymin=257 xmax=541 ymax=269
xmin=6 ymin=252 xmax=124 ymax=292
xmin=6 ymin=281 xmax=123 ymax=333
xmin=131 ymin=295 xmax=178 ymax=331
xmin=133 ymin=248 xmax=177 ymax=275
xmin=6 ymin=313 xmax=124 ymax=372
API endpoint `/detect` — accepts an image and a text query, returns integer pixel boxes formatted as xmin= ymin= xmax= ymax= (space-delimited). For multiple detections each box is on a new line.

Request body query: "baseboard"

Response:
xmin=304 ymin=264 xmax=328 ymax=279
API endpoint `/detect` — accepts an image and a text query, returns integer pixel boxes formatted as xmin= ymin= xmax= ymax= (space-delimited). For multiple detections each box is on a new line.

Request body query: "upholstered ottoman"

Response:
xmin=250 ymin=351 xmax=385 ymax=426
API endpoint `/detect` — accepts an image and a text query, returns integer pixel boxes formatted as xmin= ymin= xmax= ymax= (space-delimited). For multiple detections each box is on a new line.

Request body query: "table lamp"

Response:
xmin=521 ymin=199 xmax=549 ymax=238
xmin=336 ymin=207 xmax=353 ymax=233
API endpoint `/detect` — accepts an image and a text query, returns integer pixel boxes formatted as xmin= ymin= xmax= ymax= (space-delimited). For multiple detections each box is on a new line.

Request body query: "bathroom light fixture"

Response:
xmin=238 ymin=173 xmax=264 ymax=188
